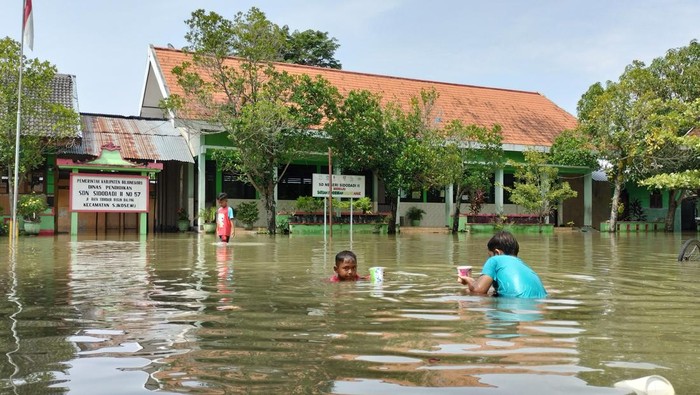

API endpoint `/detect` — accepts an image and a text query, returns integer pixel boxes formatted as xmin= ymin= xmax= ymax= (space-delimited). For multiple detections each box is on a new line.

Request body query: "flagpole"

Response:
xmin=11 ymin=1 xmax=27 ymax=242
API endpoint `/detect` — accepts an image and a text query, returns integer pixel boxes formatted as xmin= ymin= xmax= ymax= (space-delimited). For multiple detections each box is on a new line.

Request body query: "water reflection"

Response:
xmin=0 ymin=232 xmax=698 ymax=393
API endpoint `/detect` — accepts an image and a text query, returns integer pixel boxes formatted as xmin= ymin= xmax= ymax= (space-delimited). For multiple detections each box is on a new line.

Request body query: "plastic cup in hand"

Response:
xmin=457 ymin=265 xmax=472 ymax=277
xmin=369 ymin=267 xmax=385 ymax=283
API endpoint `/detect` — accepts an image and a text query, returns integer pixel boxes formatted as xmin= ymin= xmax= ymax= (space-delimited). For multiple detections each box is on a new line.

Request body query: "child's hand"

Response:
xmin=457 ymin=275 xmax=472 ymax=286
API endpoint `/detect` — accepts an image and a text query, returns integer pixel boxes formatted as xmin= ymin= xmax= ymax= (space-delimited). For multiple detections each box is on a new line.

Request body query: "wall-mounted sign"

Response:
xmin=312 ymin=174 xmax=365 ymax=198
xmin=70 ymin=173 xmax=149 ymax=212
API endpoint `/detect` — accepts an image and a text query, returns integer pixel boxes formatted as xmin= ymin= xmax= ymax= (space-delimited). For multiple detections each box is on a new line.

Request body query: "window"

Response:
xmin=503 ymin=173 xmax=515 ymax=204
xmin=277 ymin=164 xmax=315 ymax=200
xmin=650 ymin=190 xmax=663 ymax=209
xmin=427 ymin=187 xmax=445 ymax=203
xmin=401 ymin=189 xmax=423 ymax=203
xmin=222 ymin=171 xmax=256 ymax=200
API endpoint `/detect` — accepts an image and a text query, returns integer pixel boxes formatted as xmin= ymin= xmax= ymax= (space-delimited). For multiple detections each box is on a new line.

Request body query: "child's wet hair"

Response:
xmin=487 ymin=231 xmax=520 ymax=256
xmin=335 ymin=250 xmax=357 ymax=266
xmin=217 ymin=192 xmax=228 ymax=201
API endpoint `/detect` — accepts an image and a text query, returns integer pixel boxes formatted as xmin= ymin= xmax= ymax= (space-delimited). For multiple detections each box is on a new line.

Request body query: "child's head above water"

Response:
xmin=487 ymin=230 xmax=519 ymax=256
xmin=334 ymin=250 xmax=359 ymax=281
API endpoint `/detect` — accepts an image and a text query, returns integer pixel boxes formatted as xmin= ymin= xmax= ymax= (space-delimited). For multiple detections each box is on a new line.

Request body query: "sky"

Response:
xmin=1 ymin=0 xmax=699 ymax=117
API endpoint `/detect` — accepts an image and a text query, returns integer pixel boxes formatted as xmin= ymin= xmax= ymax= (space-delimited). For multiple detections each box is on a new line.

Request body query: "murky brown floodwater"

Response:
xmin=1 ymin=231 xmax=698 ymax=394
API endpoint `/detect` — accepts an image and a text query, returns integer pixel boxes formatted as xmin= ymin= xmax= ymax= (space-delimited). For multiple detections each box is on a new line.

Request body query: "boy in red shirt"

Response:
xmin=216 ymin=192 xmax=235 ymax=242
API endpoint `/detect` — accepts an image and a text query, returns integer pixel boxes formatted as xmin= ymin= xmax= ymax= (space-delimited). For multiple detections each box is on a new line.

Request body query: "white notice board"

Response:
xmin=312 ymin=174 xmax=365 ymax=198
xmin=70 ymin=173 xmax=149 ymax=212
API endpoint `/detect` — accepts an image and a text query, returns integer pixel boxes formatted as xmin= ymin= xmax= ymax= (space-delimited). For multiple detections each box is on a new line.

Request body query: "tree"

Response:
xmin=325 ymin=88 xmax=454 ymax=234
xmin=183 ymin=7 xmax=341 ymax=69
xmin=576 ymin=63 xmax=660 ymax=232
xmin=0 ymin=37 xmax=79 ymax=214
xmin=506 ymin=151 xmax=577 ymax=224
xmin=578 ymin=40 xmax=700 ymax=232
xmin=442 ymin=122 xmax=504 ymax=233
xmin=283 ymin=29 xmax=341 ymax=69
xmin=633 ymin=41 xmax=700 ymax=231
xmin=549 ymin=129 xmax=598 ymax=169
xmin=166 ymin=9 xmax=340 ymax=234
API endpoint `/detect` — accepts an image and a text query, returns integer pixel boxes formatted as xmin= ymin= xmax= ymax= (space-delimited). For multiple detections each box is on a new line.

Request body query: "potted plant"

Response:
xmin=17 ymin=193 xmax=48 ymax=235
xmin=198 ymin=206 xmax=217 ymax=234
xmin=406 ymin=206 xmax=426 ymax=227
xmin=176 ymin=207 xmax=190 ymax=232
xmin=236 ymin=202 xmax=259 ymax=230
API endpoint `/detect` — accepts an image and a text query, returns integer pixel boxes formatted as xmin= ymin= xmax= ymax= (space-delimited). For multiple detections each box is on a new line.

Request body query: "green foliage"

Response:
xmin=352 ymin=197 xmax=373 ymax=213
xmin=577 ymin=40 xmax=700 ymax=231
xmin=295 ymin=196 xmax=323 ymax=212
xmin=184 ymin=8 xmax=341 ymax=68
xmin=197 ymin=206 xmax=217 ymax=223
xmin=165 ymin=9 xmax=341 ymax=234
xmin=505 ymin=151 xmax=577 ymax=223
xmin=325 ymin=88 xmax=455 ymax=233
xmin=17 ymin=193 xmax=48 ymax=222
xmin=236 ymin=202 xmax=259 ymax=227
xmin=283 ymin=28 xmax=341 ymax=69
xmin=405 ymin=206 xmax=426 ymax=221
xmin=276 ymin=216 xmax=289 ymax=234
xmin=549 ymin=129 xmax=598 ymax=169
xmin=176 ymin=207 xmax=189 ymax=221
xmin=621 ymin=198 xmax=647 ymax=222
xmin=442 ymin=121 xmax=504 ymax=232
xmin=0 ymin=38 xmax=80 ymax=201
xmin=640 ymin=170 xmax=700 ymax=190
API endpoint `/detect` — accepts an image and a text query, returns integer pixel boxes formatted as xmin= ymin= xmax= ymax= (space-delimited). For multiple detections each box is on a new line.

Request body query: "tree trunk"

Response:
xmin=608 ymin=170 xmax=624 ymax=233
xmin=664 ymin=189 xmax=682 ymax=232
xmin=261 ymin=182 xmax=277 ymax=235
xmin=387 ymin=198 xmax=398 ymax=234
xmin=451 ymin=188 xmax=464 ymax=234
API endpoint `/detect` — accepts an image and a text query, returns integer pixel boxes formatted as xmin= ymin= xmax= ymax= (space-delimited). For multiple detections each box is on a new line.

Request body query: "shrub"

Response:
xmin=198 ymin=206 xmax=217 ymax=223
xmin=17 ymin=194 xmax=48 ymax=223
xmin=176 ymin=207 xmax=189 ymax=221
xmin=353 ymin=197 xmax=373 ymax=213
xmin=295 ymin=196 xmax=323 ymax=212
xmin=406 ymin=206 xmax=426 ymax=221
xmin=236 ymin=202 xmax=259 ymax=228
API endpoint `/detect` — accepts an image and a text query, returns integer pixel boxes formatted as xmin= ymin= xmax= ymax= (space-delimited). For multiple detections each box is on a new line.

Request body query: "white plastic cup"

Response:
xmin=457 ymin=265 xmax=472 ymax=277
xmin=369 ymin=267 xmax=385 ymax=283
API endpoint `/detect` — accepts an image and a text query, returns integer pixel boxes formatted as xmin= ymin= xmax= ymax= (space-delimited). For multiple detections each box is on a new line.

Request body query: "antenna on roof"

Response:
xmin=167 ymin=43 xmax=175 ymax=49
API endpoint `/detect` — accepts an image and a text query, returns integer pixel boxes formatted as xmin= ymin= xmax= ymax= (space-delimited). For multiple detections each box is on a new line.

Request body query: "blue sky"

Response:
xmin=1 ymin=0 xmax=699 ymax=117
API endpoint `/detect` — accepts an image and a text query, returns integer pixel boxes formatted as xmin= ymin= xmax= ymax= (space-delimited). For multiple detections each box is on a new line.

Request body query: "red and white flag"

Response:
xmin=23 ymin=0 xmax=33 ymax=50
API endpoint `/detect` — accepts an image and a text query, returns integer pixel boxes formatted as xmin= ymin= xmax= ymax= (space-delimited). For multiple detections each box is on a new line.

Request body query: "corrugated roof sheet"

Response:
xmin=62 ymin=114 xmax=193 ymax=163
xmin=152 ymin=47 xmax=578 ymax=148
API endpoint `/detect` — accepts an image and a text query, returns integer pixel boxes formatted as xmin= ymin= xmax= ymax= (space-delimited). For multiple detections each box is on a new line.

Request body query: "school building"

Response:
xmin=13 ymin=45 xmax=684 ymax=235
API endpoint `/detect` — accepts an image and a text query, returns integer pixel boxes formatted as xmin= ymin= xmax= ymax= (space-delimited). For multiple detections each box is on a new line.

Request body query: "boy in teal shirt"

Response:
xmin=458 ymin=231 xmax=547 ymax=298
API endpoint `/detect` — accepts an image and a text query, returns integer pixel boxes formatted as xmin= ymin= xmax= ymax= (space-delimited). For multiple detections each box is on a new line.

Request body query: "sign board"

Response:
xmin=70 ymin=173 xmax=149 ymax=212
xmin=312 ymin=174 xmax=365 ymax=198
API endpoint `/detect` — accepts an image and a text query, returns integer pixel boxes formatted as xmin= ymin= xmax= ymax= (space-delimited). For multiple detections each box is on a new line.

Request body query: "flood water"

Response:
xmin=1 ymin=231 xmax=698 ymax=394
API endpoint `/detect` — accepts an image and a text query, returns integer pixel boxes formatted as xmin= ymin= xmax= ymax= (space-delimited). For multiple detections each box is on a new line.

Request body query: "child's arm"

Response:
xmin=458 ymin=274 xmax=493 ymax=295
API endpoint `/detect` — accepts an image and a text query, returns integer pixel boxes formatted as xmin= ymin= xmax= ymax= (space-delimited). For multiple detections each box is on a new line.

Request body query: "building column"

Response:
xmin=187 ymin=162 xmax=194 ymax=224
xmin=197 ymin=150 xmax=206 ymax=229
xmin=140 ymin=170 xmax=148 ymax=235
xmin=584 ymin=172 xmax=592 ymax=229
xmin=495 ymin=168 xmax=504 ymax=214
xmin=71 ymin=169 xmax=79 ymax=236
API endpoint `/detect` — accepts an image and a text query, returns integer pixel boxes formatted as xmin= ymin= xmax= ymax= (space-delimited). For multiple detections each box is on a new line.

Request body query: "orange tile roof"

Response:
xmin=152 ymin=47 xmax=577 ymax=147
